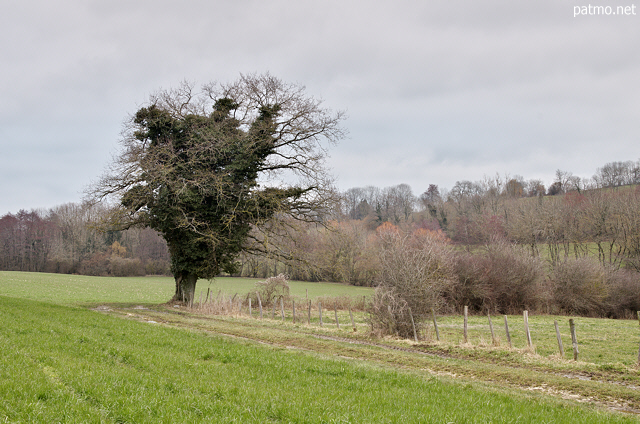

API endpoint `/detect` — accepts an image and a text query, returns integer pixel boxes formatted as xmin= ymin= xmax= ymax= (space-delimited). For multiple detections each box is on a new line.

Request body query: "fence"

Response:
xmin=189 ymin=291 xmax=640 ymax=365
xmin=191 ymin=291 xmax=361 ymax=332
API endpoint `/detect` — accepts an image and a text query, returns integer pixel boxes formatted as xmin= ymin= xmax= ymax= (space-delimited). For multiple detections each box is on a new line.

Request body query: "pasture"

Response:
xmin=1 ymin=271 xmax=639 ymax=422
xmin=0 ymin=271 xmax=373 ymax=305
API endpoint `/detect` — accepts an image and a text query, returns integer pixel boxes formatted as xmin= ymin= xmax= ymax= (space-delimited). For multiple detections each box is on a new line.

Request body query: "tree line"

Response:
xmin=3 ymin=159 xmax=639 ymax=280
xmin=235 ymin=159 xmax=640 ymax=281
xmin=0 ymin=203 xmax=170 ymax=276
xmin=2 ymin=157 xmax=640 ymax=318
xmin=232 ymin=159 xmax=640 ymax=321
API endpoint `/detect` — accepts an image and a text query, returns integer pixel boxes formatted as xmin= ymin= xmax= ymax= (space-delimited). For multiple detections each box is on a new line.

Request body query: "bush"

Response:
xmin=78 ymin=252 xmax=110 ymax=276
xmin=551 ymin=259 xmax=640 ymax=318
xmin=451 ymin=239 xmax=546 ymax=314
xmin=246 ymin=274 xmax=290 ymax=308
xmin=450 ymin=252 xmax=490 ymax=312
xmin=369 ymin=225 xmax=456 ymax=338
xmin=551 ymin=257 xmax=608 ymax=316
xmin=144 ymin=259 xmax=171 ymax=276
xmin=44 ymin=258 xmax=75 ymax=274
xmin=109 ymin=257 xmax=145 ymax=277
xmin=605 ymin=268 xmax=640 ymax=318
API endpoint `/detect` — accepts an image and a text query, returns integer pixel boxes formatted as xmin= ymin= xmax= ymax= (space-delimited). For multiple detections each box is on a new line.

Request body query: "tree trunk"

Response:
xmin=172 ymin=272 xmax=198 ymax=305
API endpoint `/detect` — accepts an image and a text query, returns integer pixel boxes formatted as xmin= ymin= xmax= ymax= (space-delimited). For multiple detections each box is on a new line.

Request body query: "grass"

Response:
xmin=0 ymin=272 xmax=174 ymax=305
xmin=432 ymin=313 xmax=640 ymax=367
xmin=0 ymin=271 xmax=373 ymax=306
xmin=1 ymin=295 xmax=636 ymax=423
xmin=118 ymin=304 xmax=640 ymax=417
xmin=2 ymin=271 xmax=640 ymax=421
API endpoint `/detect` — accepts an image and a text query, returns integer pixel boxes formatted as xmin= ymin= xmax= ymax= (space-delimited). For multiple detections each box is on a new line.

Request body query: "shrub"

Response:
xmin=109 ymin=257 xmax=145 ymax=277
xmin=369 ymin=226 xmax=456 ymax=338
xmin=551 ymin=257 xmax=608 ymax=316
xmin=450 ymin=252 xmax=491 ymax=312
xmin=246 ymin=274 xmax=290 ymax=307
xmin=480 ymin=240 xmax=546 ymax=313
xmin=451 ymin=239 xmax=546 ymax=314
xmin=78 ymin=252 xmax=110 ymax=276
xmin=605 ymin=268 xmax=640 ymax=318
xmin=44 ymin=258 xmax=75 ymax=274
xmin=144 ymin=259 xmax=171 ymax=276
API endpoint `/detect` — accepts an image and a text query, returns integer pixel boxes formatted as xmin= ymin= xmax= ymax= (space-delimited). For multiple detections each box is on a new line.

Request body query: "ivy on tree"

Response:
xmin=89 ymin=74 xmax=345 ymax=303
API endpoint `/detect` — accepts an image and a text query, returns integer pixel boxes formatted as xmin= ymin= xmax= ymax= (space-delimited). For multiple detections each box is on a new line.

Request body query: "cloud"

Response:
xmin=1 ymin=0 xmax=639 ymax=212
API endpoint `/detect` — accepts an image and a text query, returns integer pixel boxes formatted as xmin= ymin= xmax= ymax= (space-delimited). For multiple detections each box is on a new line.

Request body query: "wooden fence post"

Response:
xmin=308 ymin=300 xmax=311 ymax=325
xmin=554 ymin=320 xmax=564 ymax=357
xmin=334 ymin=302 xmax=340 ymax=329
xmin=292 ymin=300 xmax=296 ymax=324
xmin=257 ymin=292 xmax=263 ymax=320
xmin=409 ymin=308 xmax=418 ymax=342
xmin=319 ymin=302 xmax=323 ymax=327
xmin=463 ymin=306 xmax=469 ymax=344
xmin=431 ymin=309 xmax=440 ymax=341
xmin=280 ymin=297 xmax=285 ymax=322
xmin=523 ymin=310 xmax=532 ymax=348
xmin=488 ymin=313 xmax=496 ymax=346
xmin=569 ymin=318 xmax=579 ymax=361
xmin=503 ymin=315 xmax=512 ymax=348
xmin=349 ymin=307 xmax=356 ymax=332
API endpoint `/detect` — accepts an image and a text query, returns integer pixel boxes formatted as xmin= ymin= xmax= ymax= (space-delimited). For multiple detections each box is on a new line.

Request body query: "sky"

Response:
xmin=1 ymin=0 xmax=639 ymax=214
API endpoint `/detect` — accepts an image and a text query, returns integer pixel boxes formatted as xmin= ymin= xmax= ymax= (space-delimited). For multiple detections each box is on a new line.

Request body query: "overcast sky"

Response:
xmin=1 ymin=0 xmax=638 ymax=214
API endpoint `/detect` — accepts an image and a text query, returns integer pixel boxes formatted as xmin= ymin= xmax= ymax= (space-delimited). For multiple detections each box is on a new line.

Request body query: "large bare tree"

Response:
xmin=87 ymin=73 xmax=345 ymax=303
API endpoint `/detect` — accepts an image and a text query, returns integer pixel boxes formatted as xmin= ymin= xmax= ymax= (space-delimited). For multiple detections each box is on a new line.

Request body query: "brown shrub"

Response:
xmin=370 ymin=226 xmax=456 ymax=338
xmin=605 ymin=268 xmax=640 ymax=318
xmin=78 ymin=252 xmax=110 ymax=276
xmin=44 ymin=258 xmax=75 ymax=274
xmin=109 ymin=257 xmax=145 ymax=277
xmin=451 ymin=239 xmax=546 ymax=314
xmin=144 ymin=259 xmax=171 ymax=276
xmin=245 ymin=274 xmax=290 ymax=307
xmin=450 ymin=252 xmax=491 ymax=312
xmin=551 ymin=257 xmax=608 ymax=316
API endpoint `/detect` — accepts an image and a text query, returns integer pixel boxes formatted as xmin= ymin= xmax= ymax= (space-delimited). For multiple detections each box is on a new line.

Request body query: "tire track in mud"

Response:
xmin=308 ymin=333 xmax=640 ymax=415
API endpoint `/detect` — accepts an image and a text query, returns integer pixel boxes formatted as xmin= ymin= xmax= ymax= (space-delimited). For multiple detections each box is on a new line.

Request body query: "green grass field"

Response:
xmin=432 ymin=313 xmax=640 ymax=367
xmin=1 ymin=271 xmax=639 ymax=422
xmin=1 ymin=295 xmax=635 ymax=423
xmin=0 ymin=271 xmax=372 ymax=306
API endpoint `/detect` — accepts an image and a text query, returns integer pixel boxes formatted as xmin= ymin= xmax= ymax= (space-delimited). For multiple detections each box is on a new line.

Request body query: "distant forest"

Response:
xmin=2 ymin=159 xmax=639 ymax=277
xmin=0 ymin=203 xmax=170 ymax=277
xmin=1 ymin=159 xmax=639 ymax=290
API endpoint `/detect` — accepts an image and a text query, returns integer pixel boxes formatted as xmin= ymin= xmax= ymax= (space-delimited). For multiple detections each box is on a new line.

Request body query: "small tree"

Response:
xmin=370 ymin=224 xmax=456 ymax=338
xmin=88 ymin=74 xmax=345 ymax=304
